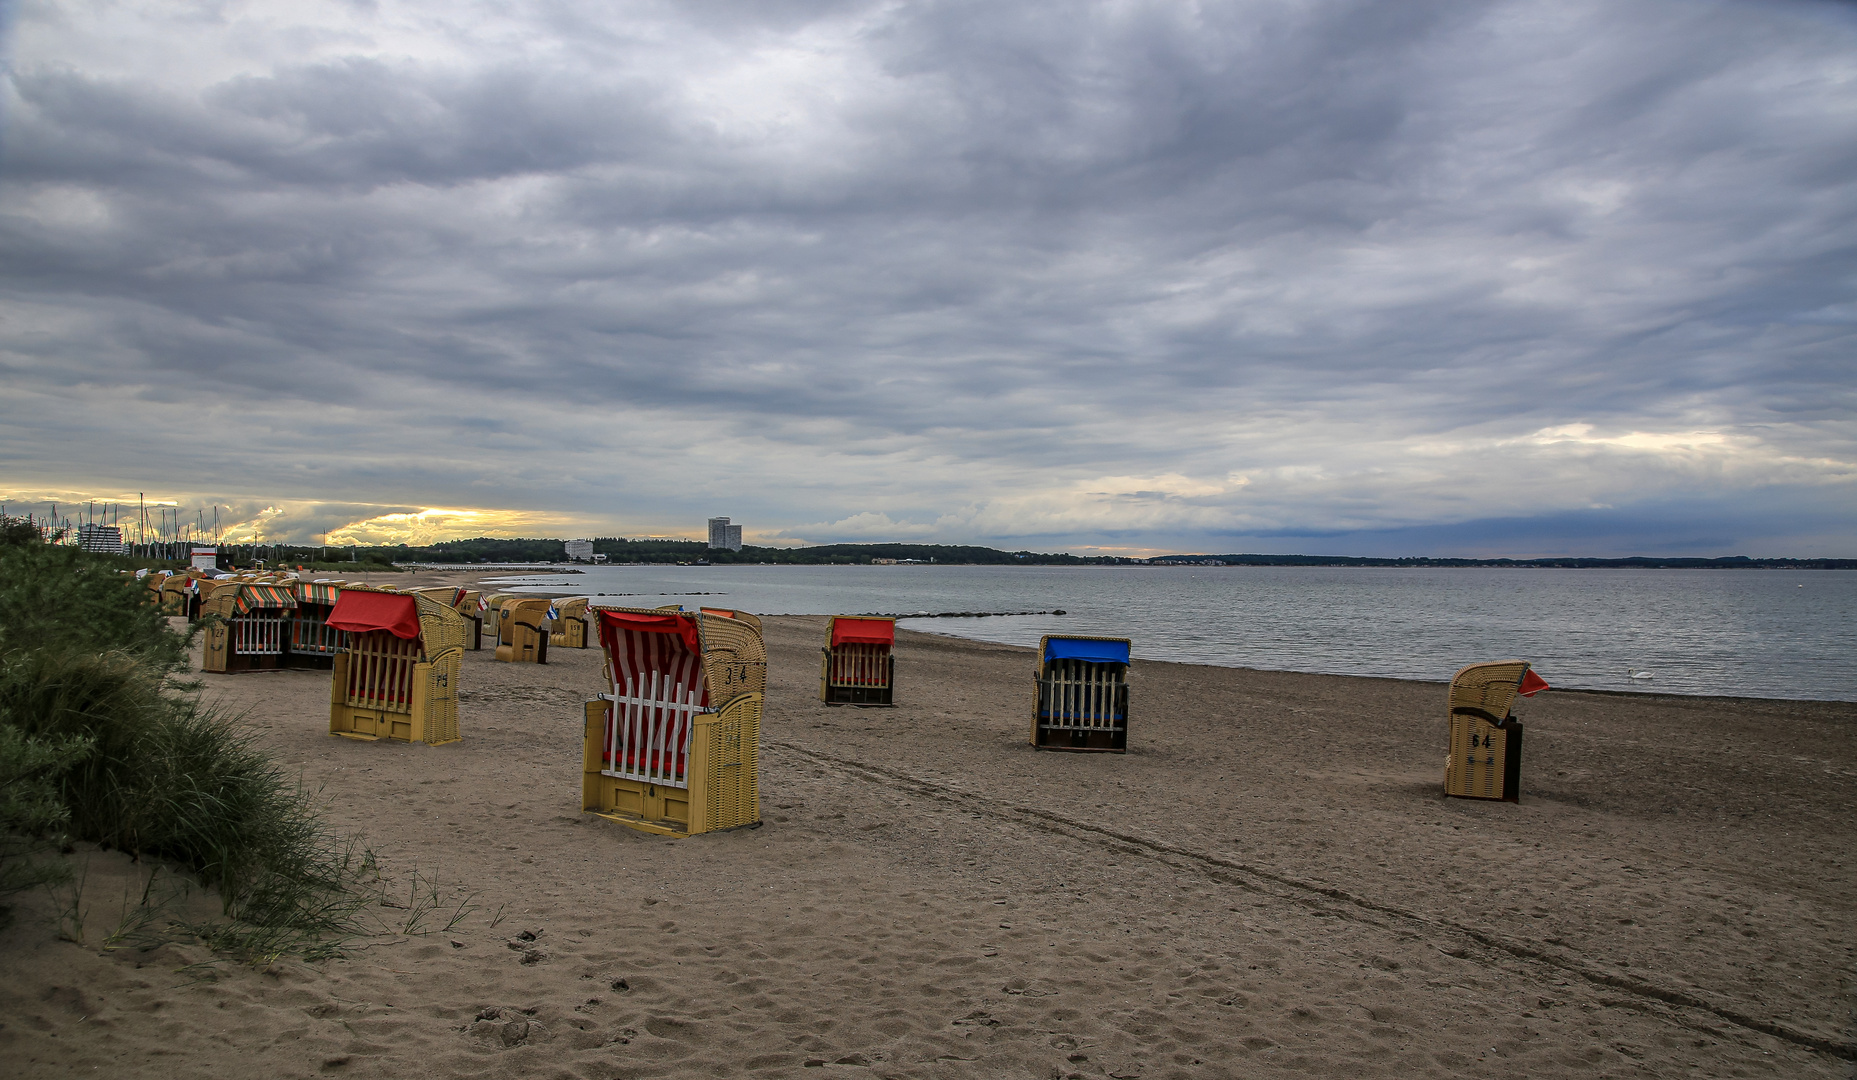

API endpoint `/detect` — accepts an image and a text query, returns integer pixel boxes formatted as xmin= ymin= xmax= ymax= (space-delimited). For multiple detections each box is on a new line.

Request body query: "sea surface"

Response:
xmin=478 ymin=565 xmax=1857 ymax=702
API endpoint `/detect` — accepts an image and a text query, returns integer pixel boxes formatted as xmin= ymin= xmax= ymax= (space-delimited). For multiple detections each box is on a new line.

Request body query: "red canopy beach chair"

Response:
xmin=326 ymin=586 xmax=466 ymax=746
xmin=819 ymin=616 xmax=897 ymax=706
xmin=1443 ymin=660 xmax=1550 ymax=802
xmin=582 ymin=606 xmax=765 ymax=836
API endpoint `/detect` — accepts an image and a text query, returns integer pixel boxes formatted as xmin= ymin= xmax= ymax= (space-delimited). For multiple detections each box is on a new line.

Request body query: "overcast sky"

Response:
xmin=2 ymin=0 xmax=1852 ymax=556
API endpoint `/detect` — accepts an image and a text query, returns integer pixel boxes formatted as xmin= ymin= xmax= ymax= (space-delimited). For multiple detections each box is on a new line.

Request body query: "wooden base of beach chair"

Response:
xmin=582 ymin=694 xmax=761 ymax=838
xmin=821 ymin=681 xmax=895 ymax=707
xmin=327 ymin=650 xmax=462 ymax=746
xmin=201 ymin=623 xmax=291 ymax=673
xmin=1444 ymin=715 xmax=1522 ymax=802
xmin=1033 ymin=727 xmax=1128 ymax=753
xmin=495 ymin=623 xmax=549 ymax=663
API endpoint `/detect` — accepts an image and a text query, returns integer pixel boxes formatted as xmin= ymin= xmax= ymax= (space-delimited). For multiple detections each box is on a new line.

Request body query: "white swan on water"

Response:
xmin=1627 ymin=668 xmax=1654 ymax=680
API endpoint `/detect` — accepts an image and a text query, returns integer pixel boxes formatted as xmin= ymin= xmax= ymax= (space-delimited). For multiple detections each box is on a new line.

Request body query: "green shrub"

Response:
xmin=0 ymin=532 xmax=186 ymax=672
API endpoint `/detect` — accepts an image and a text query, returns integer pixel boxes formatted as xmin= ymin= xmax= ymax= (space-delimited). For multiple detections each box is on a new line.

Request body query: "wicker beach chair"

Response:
xmin=199 ymin=582 xmax=299 ymax=673
xmin=819 ymin=616 xmax=897 ymax=706
xmin=550 ymin=597 xmax=591 ymax=649
xmin=698 ymin=607 xmax=764 ymax=634
xmin=494 ymin=597 xmax=552 ymax=664
xmin=1443 ymin=660 xmax=1549 ymax=802
xmin=326 ymin=586 xmax=465 ymax=746
xmin=160 ymin=573 xmax=201 ymax=618
xmin=455 ymin=589 xmax=484 ymax=650
xmin=582 ymin=606 xmax=765 ymax=837
xmin=410 ymin=587 xmax=485 ymax=651
xmin=479 ymin=592 xmax=516 ymax=647
xmin=1032 ymin=635 xmax=1132 ymax=752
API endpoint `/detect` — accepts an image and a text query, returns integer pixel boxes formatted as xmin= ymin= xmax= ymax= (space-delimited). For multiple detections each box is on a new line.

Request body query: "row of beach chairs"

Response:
xmin=192 ymin=586 xmax=1550 ymax=836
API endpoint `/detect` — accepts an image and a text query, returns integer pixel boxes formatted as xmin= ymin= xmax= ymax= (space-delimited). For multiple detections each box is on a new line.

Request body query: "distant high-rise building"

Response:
xmin=564 ymin=539 xmax=595 ymax=562
xmin=78 ymin=522 xmax=125 ymax=554
xmin=707 ymin=517 xmax=743 ymax=551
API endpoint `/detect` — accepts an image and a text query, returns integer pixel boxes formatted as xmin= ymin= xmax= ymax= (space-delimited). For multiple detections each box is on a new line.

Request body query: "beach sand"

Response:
xmin=3 ymin=569 xmax=1853 ymax=1078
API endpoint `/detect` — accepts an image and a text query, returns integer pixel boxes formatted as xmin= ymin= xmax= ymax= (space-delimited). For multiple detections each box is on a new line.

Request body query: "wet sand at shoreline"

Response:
xmin=3 ymin=568 xmax=1853 ymax=1078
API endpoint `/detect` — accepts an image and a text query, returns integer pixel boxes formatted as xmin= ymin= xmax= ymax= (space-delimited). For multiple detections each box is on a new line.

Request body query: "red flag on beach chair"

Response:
xmin=1519 ymin=668 xmax=1550 ymax=697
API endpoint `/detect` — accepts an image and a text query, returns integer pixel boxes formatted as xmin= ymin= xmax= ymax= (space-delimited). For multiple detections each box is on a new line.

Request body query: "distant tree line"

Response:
xmin=92 ymin=527 xmax=1851 ymax=569
xmin=309 ymin=538 xmax=1132 ymax=565
xmin=1149 ymin=553 xmax=1857 ymax=569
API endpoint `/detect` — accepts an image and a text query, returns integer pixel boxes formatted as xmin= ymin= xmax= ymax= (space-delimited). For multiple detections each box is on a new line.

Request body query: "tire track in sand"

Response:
xmin=773 ymin=740 xmax=1857 ymax=1061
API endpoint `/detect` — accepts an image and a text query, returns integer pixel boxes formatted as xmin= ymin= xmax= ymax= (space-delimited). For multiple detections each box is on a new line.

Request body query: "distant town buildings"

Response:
xmin=564 ymin=538 xmax=595 ymax=562
xmin=707 ymin=517 xmax=743 ymax=551
xmin=77 ymin=522 xmax=125 ymax=554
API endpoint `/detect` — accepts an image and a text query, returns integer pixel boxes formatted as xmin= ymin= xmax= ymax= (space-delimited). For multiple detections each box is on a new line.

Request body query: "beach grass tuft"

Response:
xmin=0 ymin=518 xmax=366 ymax=958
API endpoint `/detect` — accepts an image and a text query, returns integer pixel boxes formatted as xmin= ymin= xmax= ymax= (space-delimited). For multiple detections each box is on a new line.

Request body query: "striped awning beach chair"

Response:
xmin=326 ymin=586 xmax=465 ymax=746
xmin=819 ymin=616 xmax=897 ymax=706
xmin=1033 ymin=635 xmax=1132 ymax=752
xmin=287 ymin=580 xmax=348 ymax=668
xmin=582 ymin=605 xmax=765 ymax=837
xmin=200 ymin=582 xmax=300 ymax=673
xmin=1444 ymin=661 xmax=1549 ymax=802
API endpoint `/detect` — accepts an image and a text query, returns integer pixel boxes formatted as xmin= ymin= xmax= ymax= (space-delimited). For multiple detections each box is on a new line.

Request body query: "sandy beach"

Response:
xmin=2 ymin=569 xmax=1853 ymax=1078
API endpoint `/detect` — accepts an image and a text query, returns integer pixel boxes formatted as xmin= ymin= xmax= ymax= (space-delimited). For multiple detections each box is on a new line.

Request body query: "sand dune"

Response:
xmin=3 ymin=572 xmax=1852 ymax=1078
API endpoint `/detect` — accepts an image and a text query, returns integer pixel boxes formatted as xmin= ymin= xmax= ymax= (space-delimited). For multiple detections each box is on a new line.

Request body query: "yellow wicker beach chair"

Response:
xmin=819 ymin=616 xmax=896 ymax=706
xmin=1443 ymin=661 xmax=1549 ymax=802
xmin=479 ymin=592 xmax=516 ymax=647
xmin=407 ymin=587 xmax=485 ymax=651
xmin=549 ymin=597 xmax=591 ymax=649
xmin=455 ymin=589 xmax=485 ymax=650
xmin=583 ymin=606 xmax=766 ymax=837
xmin=326 ymin=586 xmax=465 ymax=746
xmin=199 ymin=582 xmax=299 ymax=673
xmin=494 ymin=597 xmax=552 ymax=664
xmin=698 ymin=607 xmax=764 ymax=634
xmin=1032 ymin=635 xmax=1131 ymax=752
xmin=160 ymin=572 xmax=199 ymax=617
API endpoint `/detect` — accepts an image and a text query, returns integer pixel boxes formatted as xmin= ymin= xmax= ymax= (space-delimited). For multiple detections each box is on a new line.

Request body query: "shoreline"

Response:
xmin=314 ymin=568 xmax=1857 ymax=706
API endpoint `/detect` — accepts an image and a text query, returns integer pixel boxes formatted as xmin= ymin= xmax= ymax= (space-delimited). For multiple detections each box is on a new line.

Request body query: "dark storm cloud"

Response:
xmin=1 ymin=0 xmax=1852 ymax=551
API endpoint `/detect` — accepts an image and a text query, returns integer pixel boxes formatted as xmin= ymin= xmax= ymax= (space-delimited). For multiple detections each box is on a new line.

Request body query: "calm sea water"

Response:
xmin=482 ymin=565 xmax=1857 ymax=702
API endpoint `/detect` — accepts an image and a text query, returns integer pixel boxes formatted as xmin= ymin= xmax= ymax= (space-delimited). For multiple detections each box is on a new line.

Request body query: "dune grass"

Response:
xmin=0 ymin=518 xmax=365 ymax=958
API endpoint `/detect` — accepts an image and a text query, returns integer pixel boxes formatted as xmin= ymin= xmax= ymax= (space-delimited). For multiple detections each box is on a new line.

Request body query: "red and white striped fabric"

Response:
xmin=598 ymin=614 xmax=710 ymax=788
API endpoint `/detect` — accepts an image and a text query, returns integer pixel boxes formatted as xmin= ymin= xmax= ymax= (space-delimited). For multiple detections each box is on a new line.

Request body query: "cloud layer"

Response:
xmin=2 ymin=0 xmax=1853 ymax=554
